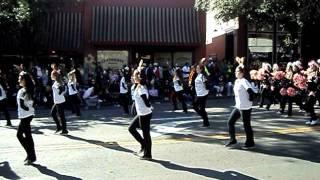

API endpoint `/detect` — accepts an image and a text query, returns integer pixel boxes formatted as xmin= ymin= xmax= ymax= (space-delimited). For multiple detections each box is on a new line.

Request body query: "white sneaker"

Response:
xmin=310 ymin=120 xmax=319 ymax=126
xmin=305 ymin=121 xmax=311 ymax=125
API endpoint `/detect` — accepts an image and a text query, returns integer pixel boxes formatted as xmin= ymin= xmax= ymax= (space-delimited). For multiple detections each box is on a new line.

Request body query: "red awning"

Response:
xmin=91 ymin=6 xmax=202 ymax=45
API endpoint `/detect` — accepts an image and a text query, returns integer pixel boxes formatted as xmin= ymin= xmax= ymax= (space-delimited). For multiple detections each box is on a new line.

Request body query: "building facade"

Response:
xmin=39 ymin=0 xmax=206 ymax=69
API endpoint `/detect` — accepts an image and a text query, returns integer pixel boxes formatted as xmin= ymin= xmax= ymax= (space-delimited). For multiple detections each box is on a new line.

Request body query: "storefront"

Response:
xmin=37 ymin=0 xmax=206 ymax=70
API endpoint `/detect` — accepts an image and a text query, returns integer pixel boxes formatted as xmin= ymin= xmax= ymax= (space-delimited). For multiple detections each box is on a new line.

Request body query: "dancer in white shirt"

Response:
xmin=0 ymin=74 xmax=11 ymax=126
xmin=128 ymin=69 xmax=153 ymax=160
xmin=193 ymin=65 xmax=210 ymax=127
xmin=16 ymin=72 xmax=36 ymax=165
xmin=67 ymin=70 xmax=81 ymax=116
xmin=226 ymin=64 xmax=255 ymax=149
xmin=51 ymin=71 xmax=68 ymax=135
xmin=119 ymin=70 xmax=130 ymax=115
xmin=172 ymin=68 xmax=188 ymax=113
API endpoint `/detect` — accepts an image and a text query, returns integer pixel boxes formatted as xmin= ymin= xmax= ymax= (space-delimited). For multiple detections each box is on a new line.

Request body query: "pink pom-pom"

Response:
xmin=274 ymin=71 xmax=285 ymax=80
xmin=280 ymin=88 xmax=287 ymax=96
xmin=250 ymin=70 xmax=258 ymax=80
xmin=287 ymin=87 xmax=296 ymax=97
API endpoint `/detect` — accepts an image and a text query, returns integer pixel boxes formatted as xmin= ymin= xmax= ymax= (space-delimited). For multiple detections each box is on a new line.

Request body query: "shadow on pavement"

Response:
xmin=64 ymin=135 xmax=134 ymax=154
xmin=149 ymin=159 xmax=258 ymax=180
xmin=0 ymin=161 xmax=20 ymax=180
xmin=31 ymin=164 xmax=81 ymax=180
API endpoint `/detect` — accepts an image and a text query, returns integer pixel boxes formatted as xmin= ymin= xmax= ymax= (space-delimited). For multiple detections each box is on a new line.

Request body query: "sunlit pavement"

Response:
xmin=0 ymin=97 xmax=319 ymax=179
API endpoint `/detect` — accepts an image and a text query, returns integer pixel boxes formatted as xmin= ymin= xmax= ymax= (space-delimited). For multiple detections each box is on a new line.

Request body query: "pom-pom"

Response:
xmin=287 ymin=87 xmax=296 ymax=97
xmin=274 ymin=71 xmax=285 ymax=80
xmin=280 ymin=88 xmax=287 ymax=96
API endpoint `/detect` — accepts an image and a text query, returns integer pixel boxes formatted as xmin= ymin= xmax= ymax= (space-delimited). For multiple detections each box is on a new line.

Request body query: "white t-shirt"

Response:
xmin=0 ymin=84 xmax=7 ymax=101
xmin=182 ymin=66 xmax=190 ymax=78
xmin=17 ymin=88 xmax=35 ymax=119
xmin=52 ymin=81 xmax=66 ymax=104
xmin=173 ymin=78 xmax=183 ymax=92
xmin=36 ymin=66 xmax=42 ymax=78
xmin=131 ymin=84 xmax=137 ymax=101
xmin=234 ymin=78 xmax=253 ymax=110
xmin=134 ymin=85 xmax=152 ymax=116
xmin=83 ymin=87 xmax=94 ymax=99
xmin=195 ymin=74 xmax=209 ymax=97
xmin=68 ymin=81 xmax=78 ymax=95
xmin=120 ymin=77 xmax=128 ymax=94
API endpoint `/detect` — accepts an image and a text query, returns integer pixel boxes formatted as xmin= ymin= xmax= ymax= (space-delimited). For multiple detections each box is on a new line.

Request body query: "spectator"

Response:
xmin=182 ymin=63 xmax=190 ymax=79
xmin=83 ymin=81 xmax=101 ymax=110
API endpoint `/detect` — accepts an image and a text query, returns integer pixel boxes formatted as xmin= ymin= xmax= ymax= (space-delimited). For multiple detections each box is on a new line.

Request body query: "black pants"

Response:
xmin=280 ymin=96 xmax=293 ymax=116
xmin=119 ymin=93 xmax=129 ymax=114
xmin=260 ymin=88 xmax=271 ymax=109
xmin=0 ymin=99 xmax=11 ymax=124
xmin=228 ymin=108 xmax=254 ymax=146
xmin=172 ymin=90 xmax=188 ymax=112
xmin=17 ymin=116 xmax=36 ymax=161
xmin=304 ymin=95 xmax=317 ymax=120
xmin=128 ymin=113 xmax=152 ymax=157
xmin=293 ymin=93 xmax=304 ymax=110
xmin=193 ymin=95 xmax=209 ymax=126
xmin=69 ymin=94 xmax=81 ymax=116
xmin=51 ymin=103 xmax=67 ymax=131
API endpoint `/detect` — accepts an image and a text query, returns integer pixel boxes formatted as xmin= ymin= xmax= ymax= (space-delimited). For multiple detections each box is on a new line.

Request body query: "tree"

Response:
xmin=0 ymin=0 xmax=31 ymax=49
xmin=196 ymin=0 xmax=320 ymax=61
xmin=195 ymin=0 xmax=320 ymax=27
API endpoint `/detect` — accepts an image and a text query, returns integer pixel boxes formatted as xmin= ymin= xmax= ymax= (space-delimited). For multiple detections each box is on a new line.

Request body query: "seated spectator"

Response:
xmin=213 ymin=75 xmax=225 ymax=97
xmin=182 ymin=63 xmax=190 ymax=79
xmin=82 ymin=82 xmax=101 ymax=110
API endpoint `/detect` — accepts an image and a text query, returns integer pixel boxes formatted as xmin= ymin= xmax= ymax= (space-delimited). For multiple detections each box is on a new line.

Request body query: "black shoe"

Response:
xmin=140 ymin=155 xmax=152 ymax=160
xmin=24 ymin=159 xmax=36 ymax=165
xmin=241 ymin=144 xmax=255 ymax=150
xmin=202 ymin=124 xmax=210 ymax=127
xmin=55 ymin=128 xmax=62 ymax=133
xmin=60 ymin=130 xmax=68 ymax=135
xmin=225 ymin=140 xmax=237 ymax=147
xmin=138 ymin=147 xmax=145 ymax=154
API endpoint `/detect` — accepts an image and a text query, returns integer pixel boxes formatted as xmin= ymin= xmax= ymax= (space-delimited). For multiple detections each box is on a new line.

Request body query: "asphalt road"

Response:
xmin=0 ymin=97 xmax=319 ymax=179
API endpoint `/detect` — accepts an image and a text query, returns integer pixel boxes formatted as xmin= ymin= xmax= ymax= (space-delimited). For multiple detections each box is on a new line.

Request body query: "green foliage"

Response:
xmin=195 ymin=0 xmax=320 ymax=27
xmin=0 ymin=0 xmax=30 ymax=27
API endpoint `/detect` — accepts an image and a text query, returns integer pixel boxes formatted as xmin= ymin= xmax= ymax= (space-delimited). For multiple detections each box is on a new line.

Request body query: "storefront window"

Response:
xmin=248 ymin=33 xmax=273 ymax=63
xmin=154 ymin=52 xmax=171 ymax=67
xmin=97 ymin=50 xmax=128 ymax=69
xmin=173 ymin=52 xmax=192 ymax=66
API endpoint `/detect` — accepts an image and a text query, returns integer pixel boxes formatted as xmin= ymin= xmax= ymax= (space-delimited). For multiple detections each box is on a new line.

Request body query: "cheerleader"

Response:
xmin=16 ymin=72 xmax=36 ymax=165
xmin=259 ymin=63 xmax=272 ymax=110
xmin=270 ymin=64 xmax=282 ymax=106
xmin=172 ymin=68 xmax=188 ymax=113
xmin=279 ymin=63 xmax=294 ymax=116
xmin=119 ymin=69 xmax=130 ymax=115
xmin=305 ymin=60 xmax=319 ymax=125
xmin=226 ymin=64 xmax=255 ymax=149
xmin=128 ymin=70 xmax=153 ymax=160
xmin=0 ymin=74 xmax=11 ymax=126
xmin=67 ymin=70 xmax=81 ymax=117
xmin=193 ymin=64 xmax=210 ymax=127
xmin=188 ymin=65 xmax=197 ymax=108
xmin=51 ymin=71 xmax=68 ymax=134
xmin=130 ymin=76 xmax=138 ymax=116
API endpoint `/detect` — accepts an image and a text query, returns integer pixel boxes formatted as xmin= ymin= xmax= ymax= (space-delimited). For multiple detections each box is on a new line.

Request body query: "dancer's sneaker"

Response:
xmin=60 ymin=130 xmax=69 ymax=135
xmin=225 ymin=140 xmax=237 ymax=147
xmin=140 ymin=155 xmax=152 ymax=160
xmin=310 ymin=119 xmax=319 ymax=126
xmin=241 ymin=144 xmax=255 ymax=150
